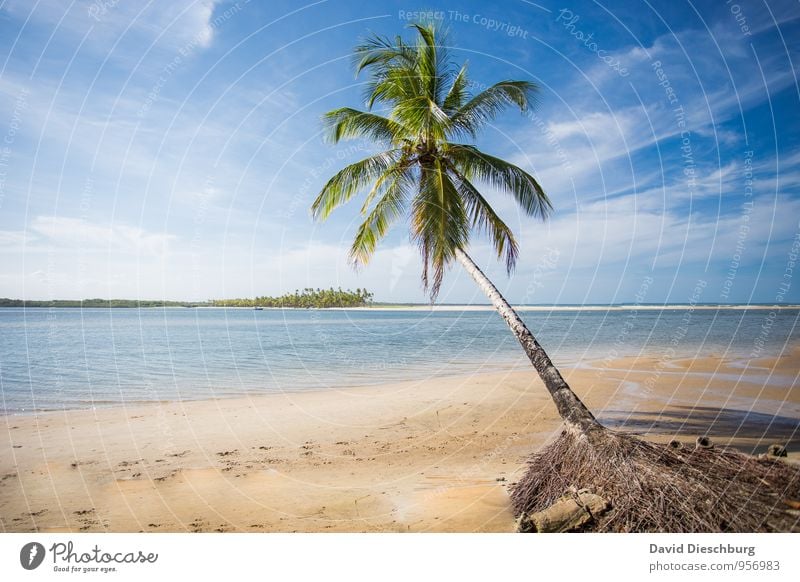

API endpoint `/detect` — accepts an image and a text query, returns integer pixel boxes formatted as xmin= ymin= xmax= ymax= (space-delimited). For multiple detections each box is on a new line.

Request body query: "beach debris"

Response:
xmin=517 ymin=489 xmax=609 ymax=533
xmin=668 ymin=440 xmax=682 ymax=450
xmin=695 ymin=436 xmax=714 ymax=450
xmin=511 ymin=429 xmax=800 ymax=532
xmin=766 ymin=444 xmax=788 ymax=458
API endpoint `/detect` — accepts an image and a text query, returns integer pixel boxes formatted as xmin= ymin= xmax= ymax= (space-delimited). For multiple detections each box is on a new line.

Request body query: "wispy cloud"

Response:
xmin=1 ymin=0 xmax=222 ymax=58
xmin=28 ymin=216 xmax=175 ymax=255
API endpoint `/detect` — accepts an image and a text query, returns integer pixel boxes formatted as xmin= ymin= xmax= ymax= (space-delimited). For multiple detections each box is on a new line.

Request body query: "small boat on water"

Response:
xmin=254 ymin=307 xmax=263 ymax=311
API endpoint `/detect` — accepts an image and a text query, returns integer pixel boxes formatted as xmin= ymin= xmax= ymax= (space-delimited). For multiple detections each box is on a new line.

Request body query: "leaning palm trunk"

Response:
xmin=457 ymin=247 xmax=800 ymax=532
xmin=455 ymin=248 xmax=598 ymax=434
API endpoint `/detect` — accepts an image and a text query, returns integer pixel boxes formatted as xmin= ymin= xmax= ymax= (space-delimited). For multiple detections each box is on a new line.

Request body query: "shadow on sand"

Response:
xmin=598 ymin=405 xmax=800 ymax=453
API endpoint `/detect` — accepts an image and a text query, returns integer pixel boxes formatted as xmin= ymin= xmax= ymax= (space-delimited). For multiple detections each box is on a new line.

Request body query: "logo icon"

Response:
xmin=20 ymin=542 xmax=45 ymax=570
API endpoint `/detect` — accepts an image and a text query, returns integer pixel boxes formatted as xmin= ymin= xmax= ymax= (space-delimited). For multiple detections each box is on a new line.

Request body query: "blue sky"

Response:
xmin=0 ymin=0 xmax=798 ymax=304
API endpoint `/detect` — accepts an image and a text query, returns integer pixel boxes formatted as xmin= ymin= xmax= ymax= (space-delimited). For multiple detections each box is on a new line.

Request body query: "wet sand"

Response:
xmin=1 ymin=350 xmax=798 ymax=533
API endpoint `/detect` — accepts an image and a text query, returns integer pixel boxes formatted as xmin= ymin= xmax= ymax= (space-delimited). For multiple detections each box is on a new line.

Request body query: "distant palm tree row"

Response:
xmin=212 ymin=287 xmax=373 ymax=308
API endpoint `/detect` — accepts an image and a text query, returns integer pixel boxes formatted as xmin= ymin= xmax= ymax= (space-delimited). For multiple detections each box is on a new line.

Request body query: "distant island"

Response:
xmin=0 ymin=288 xmax=374 ymax=309
xmin=0 ymin=298 xmax=203 ymax=308
xmin=212 ymin=288 xmax=373 ymax=308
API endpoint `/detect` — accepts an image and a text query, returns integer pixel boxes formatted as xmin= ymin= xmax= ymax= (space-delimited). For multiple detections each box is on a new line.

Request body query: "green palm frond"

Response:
xmin=364 ymin=65 xmax=422 ymax=109
xmin=322 ymin=108 xmax=408 ymax=144
xmin=353 ymin=33 xmax=416 ymax=75
xmin=409 ymin=23 xmax=444 ymax=103
xmin=359 ymin=151 xmax=415 ymax=214
xmin=311 ymin=151 xmax=400 ymax=220
xmin=391 ymin=96 xmax=449 ymax=140
xmin=448 ymin=164 xmax=519 ymax=272
xmin=446 ymin=144 xmax=552 ymax=219
xmin=449 ymin=80 xmax=538 ymax=138
xmin=350 ymin=165 xmax=415 ymax=266
xmin=412 ymin=159 xmax=469 ymax=297
xmin=443 ymin=64 xmax=469 ymax=113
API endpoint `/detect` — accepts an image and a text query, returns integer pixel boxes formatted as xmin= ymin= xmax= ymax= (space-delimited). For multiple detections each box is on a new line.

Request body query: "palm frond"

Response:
xmin=350 ymin=166 xmax=414 ymax=265
xmin=409 ymin=23 xmax=443 ymax=103
xmin=449 ymin=80 xmax=538 ymax=138
xmin=411 ymin=159 xmax=470 ymax=298
xmin=353 ymin=33 xmax=416 ymax=75
xmin=364 ymin=66 xmax=422 ymax=109
xmin=448 ymin=164 xmax=519 ymax=272
xmin=446 ymin=144 xmax=552 ymax=219
xmin=311 ymin=151 xmax=400 ymax=221
xmin=443 ymin=64 xmax=469 ymax=113
xmin=391 ymin=96 xmax=450 ymax=140
xmin=322 ymin=108 xmax=408 ymax=144
xmin=359 ymin=151 xmax=415 ymax=214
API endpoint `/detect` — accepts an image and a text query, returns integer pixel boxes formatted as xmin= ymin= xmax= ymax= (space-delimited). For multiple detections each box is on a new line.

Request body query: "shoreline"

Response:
xmin=2 ymin=351 xmax=798 ymax=533
xmin=2 ymin=347 xmax=789 ymax=418
xmin=1 ymin=365 xmax=529 ymax=418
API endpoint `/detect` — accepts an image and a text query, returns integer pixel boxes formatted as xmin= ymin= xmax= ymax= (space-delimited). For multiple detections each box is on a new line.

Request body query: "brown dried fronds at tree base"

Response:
xmin=509 ymin=429 xmax=800 ymax=532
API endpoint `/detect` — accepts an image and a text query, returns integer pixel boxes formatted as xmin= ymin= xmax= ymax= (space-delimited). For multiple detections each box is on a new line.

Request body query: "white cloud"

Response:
xmin=28 ymin=216 xmax=175 ymax=255
xmin=0 ymin=230 xmax=30 ymax=246
xmin=1 ymin=0 xmax=221 ymax=56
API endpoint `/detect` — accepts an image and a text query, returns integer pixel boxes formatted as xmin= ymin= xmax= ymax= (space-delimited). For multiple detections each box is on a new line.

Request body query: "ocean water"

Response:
xmin=0 ymin=307 xmax=798 ymax=414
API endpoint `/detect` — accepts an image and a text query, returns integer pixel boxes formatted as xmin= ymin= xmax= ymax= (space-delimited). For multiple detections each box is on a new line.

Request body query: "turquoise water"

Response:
xmin=0 ymin=307 xmax=798 ymax=413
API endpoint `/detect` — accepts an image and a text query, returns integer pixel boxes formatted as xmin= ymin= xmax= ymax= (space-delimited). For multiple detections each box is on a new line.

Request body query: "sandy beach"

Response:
xmin=1 ymin=349 xmax=798 ymax=533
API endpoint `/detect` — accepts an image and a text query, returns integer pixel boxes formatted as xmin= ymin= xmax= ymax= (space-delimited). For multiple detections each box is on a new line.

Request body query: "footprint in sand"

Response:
xmin=153 ymin=471 xmax=178 ymax=482
xmin=117 ymin=460 xmax=141 ymax=468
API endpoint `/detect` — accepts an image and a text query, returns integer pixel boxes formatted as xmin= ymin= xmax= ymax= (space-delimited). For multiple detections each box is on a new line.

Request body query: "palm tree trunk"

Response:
xmin=455 ymin=247 xmax=600 ymax=434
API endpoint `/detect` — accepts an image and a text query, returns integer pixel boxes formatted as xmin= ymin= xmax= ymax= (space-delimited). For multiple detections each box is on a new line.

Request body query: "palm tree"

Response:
xmin=312 ymin=23 xmax=597 ymax=435
xmin=312 ymin=24 xmax=800 ymax=532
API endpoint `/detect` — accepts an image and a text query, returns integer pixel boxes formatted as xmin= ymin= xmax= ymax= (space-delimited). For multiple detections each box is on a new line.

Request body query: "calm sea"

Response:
xmin=0 ymin=307 xmax=797 ymax=414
